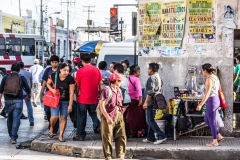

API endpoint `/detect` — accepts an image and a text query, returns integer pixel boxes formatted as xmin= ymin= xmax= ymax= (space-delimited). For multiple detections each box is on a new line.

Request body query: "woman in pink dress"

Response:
xmin=126 ymin=65 xmax=147 ymax=137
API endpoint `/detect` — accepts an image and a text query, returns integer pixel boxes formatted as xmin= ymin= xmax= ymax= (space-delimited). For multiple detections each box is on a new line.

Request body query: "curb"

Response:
xmin=30 ymin=139 xmax=240 ymax=159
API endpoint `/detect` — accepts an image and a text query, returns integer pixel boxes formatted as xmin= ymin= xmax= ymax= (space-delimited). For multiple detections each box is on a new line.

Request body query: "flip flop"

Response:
xmin=218 ymin=138 xmax=224 ymax=142
xmin=49 ymin=132 xmax=54 ymax=138
xmin=206 ymin=143 xmax=218 ymax=147
xmin=59 ymin=138 xmax=65 ymax=142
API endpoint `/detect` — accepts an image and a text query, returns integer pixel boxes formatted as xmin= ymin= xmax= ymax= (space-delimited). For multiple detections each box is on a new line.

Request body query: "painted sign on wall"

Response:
xmin=161 ymin=0 xmax=186 ymax=46
xmin=139 ymin=0 xmax=186 ymax=49
xmin=188 ymin=0 xmax=216 ymax=44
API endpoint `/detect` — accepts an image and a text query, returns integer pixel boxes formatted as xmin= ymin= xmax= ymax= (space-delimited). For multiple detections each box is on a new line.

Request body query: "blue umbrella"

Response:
xmin=79 ymin=41 xmax=101 ymax=53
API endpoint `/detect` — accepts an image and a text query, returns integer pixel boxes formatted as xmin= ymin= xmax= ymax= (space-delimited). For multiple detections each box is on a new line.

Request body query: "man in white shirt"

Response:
xmin=29 ymin=59 xmax=44 ymax=107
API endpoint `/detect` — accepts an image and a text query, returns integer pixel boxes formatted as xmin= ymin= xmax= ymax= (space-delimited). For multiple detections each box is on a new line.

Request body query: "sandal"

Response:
xmin=206 ymin=143 xmax=218 ymax=147
xmin=218 ymin=138 xmax=224 ymax=142
xmin=59 ymin=138 xmax=65 ymax=142
xmin=49 ymin=132 xmax=54 ymax=138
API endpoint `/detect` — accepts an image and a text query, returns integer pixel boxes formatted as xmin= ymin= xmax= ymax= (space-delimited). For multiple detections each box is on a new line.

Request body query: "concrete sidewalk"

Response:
xmin=30 ymin=117 xmax=240 ymax=160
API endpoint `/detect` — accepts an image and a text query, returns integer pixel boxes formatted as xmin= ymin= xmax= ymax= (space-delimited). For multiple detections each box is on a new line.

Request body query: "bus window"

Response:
xmin=6 ymin=37 xmax=21 ymax=56
xmin=0 ymin=38 xmax=5 ymax=56
xmin=22 ymin=38 xmax=35 ymax=56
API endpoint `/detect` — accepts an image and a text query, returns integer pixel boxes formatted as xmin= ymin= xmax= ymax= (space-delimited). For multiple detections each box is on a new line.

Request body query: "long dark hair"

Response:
xmin=59 ymin=63 xmax=72 ymax=73
xmin=224 ymin=5 xmax=234 ymax=17
xmin=129 ymin=65 xmax=140 ymax=75
xmin=202 ymin=63 xmax=216 ymax=74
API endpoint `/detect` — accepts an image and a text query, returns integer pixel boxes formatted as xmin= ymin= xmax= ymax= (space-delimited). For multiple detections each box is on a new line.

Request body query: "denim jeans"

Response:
xmin=5 ymin=100 xmax=23 ymax=140
xmin=23 ymin=95 xmax=34 ymax=123
xmin=76 ymin=103 xmax=100 ymax=139
xmin=145 ymin=105 xmax=166 ymax=142
xmin=44 ymin=106 xmax=59 ymax=133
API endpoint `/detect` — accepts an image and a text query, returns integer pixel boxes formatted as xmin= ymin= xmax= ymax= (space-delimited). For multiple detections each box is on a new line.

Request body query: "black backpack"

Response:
xmin=4 ymin=73 xmax=22 ymax=96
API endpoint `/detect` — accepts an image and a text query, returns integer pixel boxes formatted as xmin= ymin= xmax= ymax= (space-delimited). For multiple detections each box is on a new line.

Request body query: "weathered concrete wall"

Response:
xmin=138 ymin=0 xmax=238 ymax=135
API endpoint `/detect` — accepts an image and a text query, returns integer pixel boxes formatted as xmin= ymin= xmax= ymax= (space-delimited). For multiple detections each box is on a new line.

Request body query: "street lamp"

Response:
xmin=43 ymin=12 xmax=61 ymax=36
xmin=48 ymin=12 xmax=61 ymax=18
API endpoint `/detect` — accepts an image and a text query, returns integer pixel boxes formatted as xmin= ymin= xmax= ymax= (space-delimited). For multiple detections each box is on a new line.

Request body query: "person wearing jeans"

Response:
xmin=19 ymin=62 xmax=34 ymax=126
xmin=6 ymin=100 xmax=23 ymax=141
xmin=145 ymin=105 xmax=166 ymax=142
xmin=76 ymin=103 xmax=99 ymax=139
xmin=142 ymin=63 xmax=167 ymax=145
xmin=74 ymin=53 xmax=102 ymax=141
xmin=0 ymin=63 xmax=31 ymax=144
xmin=23 ymin=95 xmax=34 ymax=124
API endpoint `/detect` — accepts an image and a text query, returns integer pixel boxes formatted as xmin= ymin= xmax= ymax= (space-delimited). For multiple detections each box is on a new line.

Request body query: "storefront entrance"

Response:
xmin=233 ymin=29 xmax=240 ymax=132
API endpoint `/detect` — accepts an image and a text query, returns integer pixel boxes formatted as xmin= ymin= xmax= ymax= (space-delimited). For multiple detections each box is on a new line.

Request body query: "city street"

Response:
xmin=0 ymin=101 xmax=80 ymax=160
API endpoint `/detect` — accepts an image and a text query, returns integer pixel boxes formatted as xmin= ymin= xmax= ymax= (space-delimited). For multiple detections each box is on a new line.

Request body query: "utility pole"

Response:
xmin=61 ymin=0 xmax=75 ymax=60
xmin=119 ymin=17 xmax=124 ymax=41
xmin=83 ymin=6 xmax=95 ymax=41
xmin=40 ymin=0 xmax=43 ymax=36
xmin=19 ymin=0 xmax=21 ymax=17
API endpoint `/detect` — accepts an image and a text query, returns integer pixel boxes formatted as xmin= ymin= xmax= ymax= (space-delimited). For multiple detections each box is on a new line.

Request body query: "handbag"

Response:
xmin=153 ymin=93 xmax=167 ymax=110
xmin=219 ymin=86 xmax=227 ymax=109
xmin=176 ymin=100 xmax=188 ymax=132
xmin=42 ymin=72 xmax=60 ymax=108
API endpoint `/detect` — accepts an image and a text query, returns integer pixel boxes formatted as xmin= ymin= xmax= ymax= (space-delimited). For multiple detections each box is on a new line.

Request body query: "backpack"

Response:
xmin=4 ymin=73 xmax=22 ymax=96
xmin=96 ymin=86 xmax=113 ymax=121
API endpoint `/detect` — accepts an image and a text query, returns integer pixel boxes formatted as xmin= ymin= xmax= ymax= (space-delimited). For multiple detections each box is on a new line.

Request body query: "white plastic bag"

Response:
xmin=216 ymin=109 xmax=224 ymax=128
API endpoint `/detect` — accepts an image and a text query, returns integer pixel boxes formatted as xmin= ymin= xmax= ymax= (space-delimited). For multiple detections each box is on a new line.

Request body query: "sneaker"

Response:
xmin=142 ymin=139 xmax=153 ymax=143
xmin=11 ymin=140 xmax=17 ymax=144
xmin=153 ymin=139 xmax=164 ymax=145
xmin=162 ymin=137 xmax=167 ymax=142
xmin=53 ymin=133 xmax=57 ymax=136
xmin=153 ymin=137 xmax=167 ymax=145
xmin=30 ymin=122 xmax=34 ymax=126
xmin=73 ymin=135 xmax=85 ymax=141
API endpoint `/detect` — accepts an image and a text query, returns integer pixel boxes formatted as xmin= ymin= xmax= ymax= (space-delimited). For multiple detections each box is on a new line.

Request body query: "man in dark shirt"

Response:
xmin=39 ymin=55 xmax=60 ymax=135
xmin=99 ymin=73 xmax=126 ymax=160
xmin=142 ymin=63 xmax=167 ymax=145
xmin=0 ymin=63 xmax=31 ymax=144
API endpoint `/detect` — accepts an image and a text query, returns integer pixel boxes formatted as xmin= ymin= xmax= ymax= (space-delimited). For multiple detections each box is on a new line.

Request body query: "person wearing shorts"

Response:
xmin=46 ymin=63 xmax=75 ymax=142
xmin=29 ymin=59 xmax=44 ymax=107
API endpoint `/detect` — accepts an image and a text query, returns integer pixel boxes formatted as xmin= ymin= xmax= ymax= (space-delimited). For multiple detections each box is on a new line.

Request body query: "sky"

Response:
xmin=0 ymin=0 xmax=137 ymax=37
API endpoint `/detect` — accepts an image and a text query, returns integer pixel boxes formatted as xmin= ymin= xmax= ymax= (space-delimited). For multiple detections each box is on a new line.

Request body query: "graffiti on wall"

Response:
xmin=188 ymin=0 xmax=216 ymax=44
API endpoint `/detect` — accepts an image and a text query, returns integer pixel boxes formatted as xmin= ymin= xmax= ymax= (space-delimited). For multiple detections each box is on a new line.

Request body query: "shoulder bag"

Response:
xmin=42 ymin=72 xmax=60 ymax=108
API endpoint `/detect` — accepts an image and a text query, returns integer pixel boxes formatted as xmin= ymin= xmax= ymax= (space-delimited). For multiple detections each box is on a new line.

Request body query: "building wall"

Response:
xmin=56 ymin=26 xmax=67 ymax=58
xmin=138 ymin=0 xmax=237 ymax=135
xmin=1 ymin=12 xmax=25 ymax=33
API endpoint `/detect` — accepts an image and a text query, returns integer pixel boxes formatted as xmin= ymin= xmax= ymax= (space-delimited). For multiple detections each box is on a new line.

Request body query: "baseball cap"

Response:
xmin=73 ymin=57 xmax=81 ymax=63
xmin=109 ymin=73 xmax=125 ymax=82
xmin=33 ymin=59 xmax=39 ymax=64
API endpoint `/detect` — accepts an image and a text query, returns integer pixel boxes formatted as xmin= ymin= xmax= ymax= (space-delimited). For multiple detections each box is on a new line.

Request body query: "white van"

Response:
xmin=96 ymin=42 xmax=137 ymax=69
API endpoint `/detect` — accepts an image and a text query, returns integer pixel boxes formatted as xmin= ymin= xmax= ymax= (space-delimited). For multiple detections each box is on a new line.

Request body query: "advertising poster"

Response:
xmin=161 ymin=0 xmax=186 ymax=47
xmin=222 ymin=5 xmax=234 ymax=23
xmin=188 ymin=0 xmax=216 ymax=44
xmin=139 ymin=2 xmax=162 ymax=48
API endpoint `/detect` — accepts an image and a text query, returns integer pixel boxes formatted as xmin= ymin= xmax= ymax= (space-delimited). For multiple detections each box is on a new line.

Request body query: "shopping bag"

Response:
xmin=219 ymin=87 xmax=227 ymax=109
xmin=42 ymin=72 xmax=60 ymax=108
xmin=42 ymin=89 xmax=60 ymax=108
